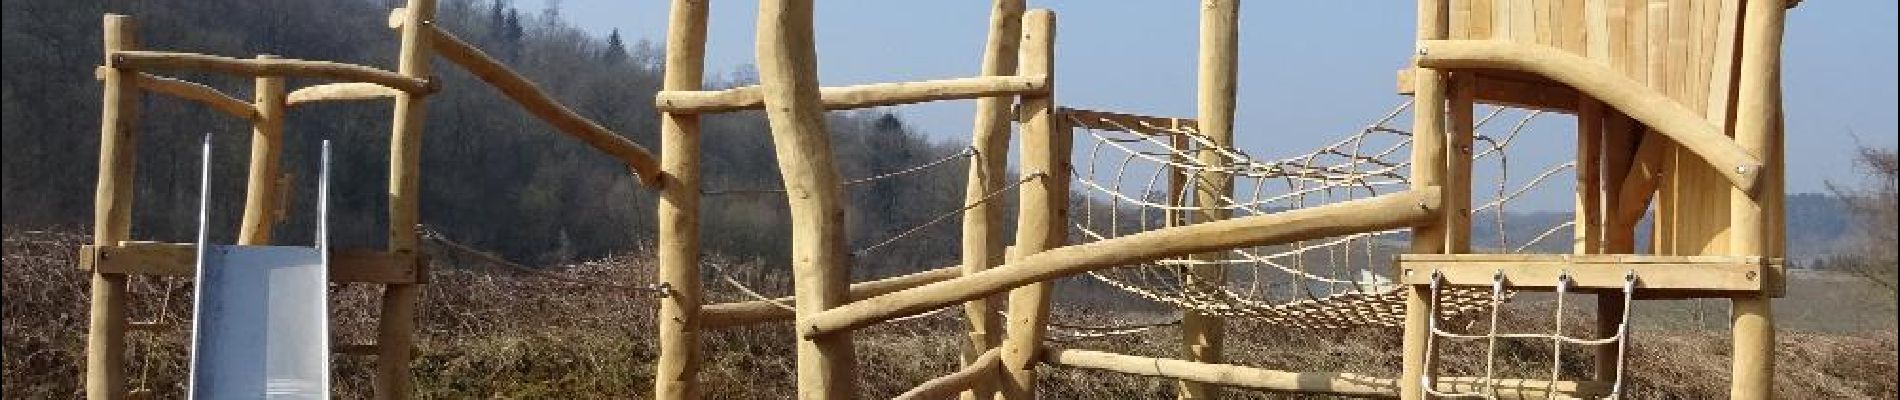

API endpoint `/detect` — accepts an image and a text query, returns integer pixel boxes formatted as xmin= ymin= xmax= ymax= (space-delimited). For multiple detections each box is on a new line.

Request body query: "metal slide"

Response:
xmin=187 ymin=138 xmax=333 ymax=399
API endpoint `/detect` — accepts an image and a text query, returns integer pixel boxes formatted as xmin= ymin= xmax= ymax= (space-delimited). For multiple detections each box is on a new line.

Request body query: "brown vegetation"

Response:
xmin=4 ymin=229 xmax=1894 ymax=398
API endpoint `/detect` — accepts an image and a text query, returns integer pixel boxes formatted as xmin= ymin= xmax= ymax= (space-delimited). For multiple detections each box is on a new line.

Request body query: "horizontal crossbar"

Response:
xmin=79 ymin=242 xmax=426 ymax=284
xmin=654 ymin=74 xmax=1049 ymax=114
xmin=1043 ymin=347 xmax=1612 ymax=398
xmin=1398 ymin=254 xmax=1782 ymax=296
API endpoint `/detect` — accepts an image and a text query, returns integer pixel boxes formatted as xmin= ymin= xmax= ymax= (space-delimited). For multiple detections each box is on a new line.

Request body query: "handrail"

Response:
xmin=1413 ymin=40 xmax=1763 ymax=194
xmin=93 ymin=67 xmax=258 ymax=120
xmin=109 ymin=50 xmax=433 ymax=94
xmin=286 ymin=82 xmax=401 ymax=107
xmin=654 ymin=74 xmax=1049 ymax=114
xmin=798 ymin=187 xmax=1443 ymax=338
xmin=427 ymin=27 xmax=663 ymax=187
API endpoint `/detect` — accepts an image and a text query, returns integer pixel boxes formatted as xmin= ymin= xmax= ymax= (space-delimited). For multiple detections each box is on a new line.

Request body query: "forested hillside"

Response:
xmin=1 ymin=0 xmax=974 ymax=276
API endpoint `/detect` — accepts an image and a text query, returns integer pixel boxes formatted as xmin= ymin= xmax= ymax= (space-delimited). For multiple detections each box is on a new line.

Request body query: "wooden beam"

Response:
xmin=109 ymin=50 xmax=432 ymax=94
xmin=93 ymin=67 xmax=260 ymax=120
xmin=285 ymin=82 xmax=400 ymax=107
xmin=378 ymin=1 xmax=436 ymax=396
xmin=700 ymin=265 xmax=962 ymax=328
xmin=653 ymin=0 xmax=709 ymax=398
xmin=799 ymin=188 xmax=1442 ymax=339
xmin=1042 ymin=348 xmax=1614 ymax=399
xmin=238 ymin=56 xmax=287 ymax=245
xmin=956 ymin=2 xmax=1024 ymax=399
xmin=653 ymin=74 xmax=1048 ymax=114
xmin=1397 ymin=69 xmax=1580 ymax=113
xmin=1615 ymin=130 xmax=1668 ymax=227
xmin=1054 ymin=107 xmax=1198 ymax=135
xmin=88 ymin=14 xmax=139 ymax=399
xmin=1402 ymin=1 xmax=1452 ymax=398
xmin=79 ymin=243 xmax=427 ymax=284
xmin=895 ymin=347 xmax=1003 ymax=400
xmin=428 ymin=27 xmax=664 ymax=187
xmin=1398 ymin=254 xmax=1776 ymax=292
xmin=1182 ymin=1 xmax=1238 ymax=398
xmin=1730 ymin=0 xmax=1787 ymax=397
xmin=1414 ymin=40 xmax=1764 ymax=194
xmin=999 ymin=10 xmax=1061 ymax=400
xmin=755 ymin=0 xmax=858 ymax=397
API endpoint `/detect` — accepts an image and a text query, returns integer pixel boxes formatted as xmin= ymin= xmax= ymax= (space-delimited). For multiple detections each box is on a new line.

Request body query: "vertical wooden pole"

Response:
xmin=379 ymin=0 xmax=435 ymax=398
xmin=1576 ymin=100 xmax=1604 ymax=256
xmin=1401 ymin=1 xmax=1450 ymax=398
xmin=958 ymin=2 xmax=1024 ymax=399
xmin=1446 ymin=75 xmax=1474 ymax=254
xmin=1729 ymin=0 xmax=1784 ymax=398
xmin=999 ymin=10 xmax=1059 ymax=400
xmin=1596 ymin=112 xmax=1638 ymax=380
xmin=755 ymin=0 xmax=857 ymax=398
xmin=239 ymin=56 xmax=287 ymax=245
xmin=654 ymin=0 xmax=709 ymax=398
xmin=88 ymin=14 xmax=139 ymax=400
xmin=1180 ymin=1 xmax=1237 ymax=398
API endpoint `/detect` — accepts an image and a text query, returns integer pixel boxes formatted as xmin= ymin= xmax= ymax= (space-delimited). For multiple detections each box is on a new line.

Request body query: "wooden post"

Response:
xmin=88 ymin=14 xmax=139 ymax=399
xmin=378 ymin=0 xmax=435 ymax=397
xmin=239 ymin=56 xmax=287 ymax=245
xmin=1401 ymin=0 xmax=1450 ymax=398
xmin=1180 ymin=1 xmax=1236 ymax=398
xmin=1596 ymin=112 xmax=1638 ymax=381
xmin=958 ymin=1 xmax=1024 ymax=399
xmin=1446 ymin=75 xmax=1474 ymax=254
xmin=1729 ymin=0 xmax=1785 ymax=398
xmin=654 ymin=0 xmax=709 ymax=398
xmin=1576 ymin=100 xmax=1604 ymax=256
xmin=755 ymin=0 xmax=857 ymax=398
xmin=999 ymin=10 xmax=1059 ymax=400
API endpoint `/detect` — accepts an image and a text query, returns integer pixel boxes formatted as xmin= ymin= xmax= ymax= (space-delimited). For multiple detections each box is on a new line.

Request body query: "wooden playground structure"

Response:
xmin=78 ymin=0 xmax=1794 ymax=398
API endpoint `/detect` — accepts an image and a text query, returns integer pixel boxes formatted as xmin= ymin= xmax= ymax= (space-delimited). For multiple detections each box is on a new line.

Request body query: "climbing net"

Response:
xmin=1068 ymin=100 xmax=1577 ymax=330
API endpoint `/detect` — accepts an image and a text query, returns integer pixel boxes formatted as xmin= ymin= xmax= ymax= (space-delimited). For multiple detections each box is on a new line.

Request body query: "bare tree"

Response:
xmin=1827 ymin=144 xmax=1898 ymax=293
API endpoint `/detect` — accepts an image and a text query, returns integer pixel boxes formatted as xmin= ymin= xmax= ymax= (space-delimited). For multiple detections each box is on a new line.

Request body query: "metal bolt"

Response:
xmin=1735 ymin=165 xmax=1751 ymax=175
xmin=1416 ymin=46 xmax=1429 ymax=56
xmin=1745 ymin=271 xmax=1759 ymax=280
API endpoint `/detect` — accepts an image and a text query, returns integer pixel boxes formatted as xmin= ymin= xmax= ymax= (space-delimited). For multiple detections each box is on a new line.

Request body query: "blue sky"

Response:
xmin=556 ymin=1 xmax=1897 ymax=210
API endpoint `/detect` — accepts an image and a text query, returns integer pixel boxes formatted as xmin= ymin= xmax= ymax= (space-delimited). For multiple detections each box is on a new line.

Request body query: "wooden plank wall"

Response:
xmin=1451 ymin=0 xmax=1746 ymax=257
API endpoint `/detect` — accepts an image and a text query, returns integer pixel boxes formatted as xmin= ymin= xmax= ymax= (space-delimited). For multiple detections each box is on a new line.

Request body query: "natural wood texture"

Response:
xmin=896 ymin=347 xmax=1003 ymax=400
xmin=800 ymin=188 xmax=1441 ymax=339
xmin=1597 ymin=111 xmax=1640 ymax=381
xmin=239 ymin=56 xmax=287 ymax=245
xmin=109 ymin=50 xmax=432 ymax=94
xmin=88 ymin=14 xmax=139 ymax=399
xmin=92 ymin=67 xmax=260 ymax=120
xmin=754 ymin=0 xmax=858 ymax=397
xmin=1398 ymin=254 xmax=1778 ymax=292
xmin=78 ymin=243 xmax=426 ymax=283
xmin=285 ymin=82 xmax=400 ymax=107
xmin=1414 ymin=40 xmax=1763 ymax=194
xmin=378 ymin=0 xmax=436 ymax=397
xmin=1576 ymin=99 xmax=1604 ymax=254
xmin=700 ymin=265 xmax=963 ymax=328
xmin=428 ymin=27 xmax=664 ymax=187
xmin=1615 ymin=130 xmax=1668 ymax=227
xmin=1447 ymin=74 xmax=1476 ymax=254
xmin=1054 ymin=107 xmax=1198 ymax=135
xmin=1043 ymin=348 xmax=1614 ymax=399
xmin=999 ymin=11 xmax=1060 ymax=399
xmin=654 ymin=75 xmax=1048 ymax=114
xmin=1729 ymin=0 xmax=1786 ymax=397
xmin=1401 ymin=1 xmax=1451 ymax=398
xmin=957 ymin=3 xmax=1024 ymax=399
xmin=653 ymin=0 xmax=709 ymax=398
xmin=1180 ymin=2 xmax=1238 ymax=398
xmin=1399 ymin=69 xmax=1581 ymax=113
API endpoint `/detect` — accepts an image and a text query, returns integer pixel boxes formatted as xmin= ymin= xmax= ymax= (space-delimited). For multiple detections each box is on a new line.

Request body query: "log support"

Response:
xmin=999 ymin=10 xmax=1060 ymax=399
xmin=1181 ymin=1 xmax=1237 ymax=398
xmin=88 ymin=14 xmax=139 ymax=399
xmin=376 ymin=0 xmax=436 ymax=397
xmin=654 ymin=0 xmax=709 ymax=397
xmin=957 ymin=3 xmax=1025 ymax=399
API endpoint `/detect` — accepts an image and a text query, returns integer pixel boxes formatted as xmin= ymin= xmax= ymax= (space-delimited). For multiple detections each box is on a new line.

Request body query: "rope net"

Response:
xmin=1067 ymin=100 xmax=1575 ymax=330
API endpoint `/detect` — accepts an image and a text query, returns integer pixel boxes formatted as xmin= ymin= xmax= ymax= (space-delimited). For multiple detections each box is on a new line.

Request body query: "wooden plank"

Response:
xmin=1398 ymin=69 xmax=1580 ymax=113
xmin=999 ymin=11 xmax=1061 ymax=400
xmin=1448 ymin=75 xmax=1476 ymax=253
xmin=429 ymin=27 xmax=663 ymax=187
xmin=1586 ymin=0 xmax=1611 ymax=60
xmin=802 ymin=189 xmax=1443 ymax=339
xmin=1470 ymin=0 xmax=1495 ymax=40
xmin=284 ymin=82 xmax=400 ymax=107
xmin=1043 ymin=348 xmax=1615 ymax=399
xmin=78 ymin=243 xmax=425 ymax=284
xmin=110 ymin=50 xmax=432 ymax=94
xmin=653 ymin=75 xmax=1048 ymax=113
xmin=1057 ymin=107 xmax=1198 ymax=135
xmin=89 ymin=14 xmax=139 ymax=399
xmin=1577 ymin=99 xmax=1604 ymax=254
xmin=653 ymin=0 xmax=709 ymax=397
xmin=1415 ymin=40 xmax=1763 ymax=194
xmin=1397 ymin=254 xmax=1772 ymax=292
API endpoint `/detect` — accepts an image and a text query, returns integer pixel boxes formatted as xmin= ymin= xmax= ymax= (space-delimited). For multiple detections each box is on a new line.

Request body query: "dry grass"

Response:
xmin=4 ymin=229 xmax=1895 ymax=398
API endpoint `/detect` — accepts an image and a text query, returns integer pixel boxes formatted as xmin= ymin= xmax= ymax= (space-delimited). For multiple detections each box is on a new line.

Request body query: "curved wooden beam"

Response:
xmin=652 ymin=74 xmax=1048 ymax=114
xmin=286 ymin=82 xmax=400 ymax=107
xmin=894 ymin=347 xmax=1002 ymax=400
xmin=1414 ymin=40 xmax=1763 ymax=194
xmin=798 ymin=188 xmax=1443 ymax=338
xmin=109 ymin=50 xmax=433 ymax=94
xmin=427 ymin=27 xmax=663 ymax=187
xmin=94 ymin=67 xmax=258 ymax=120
